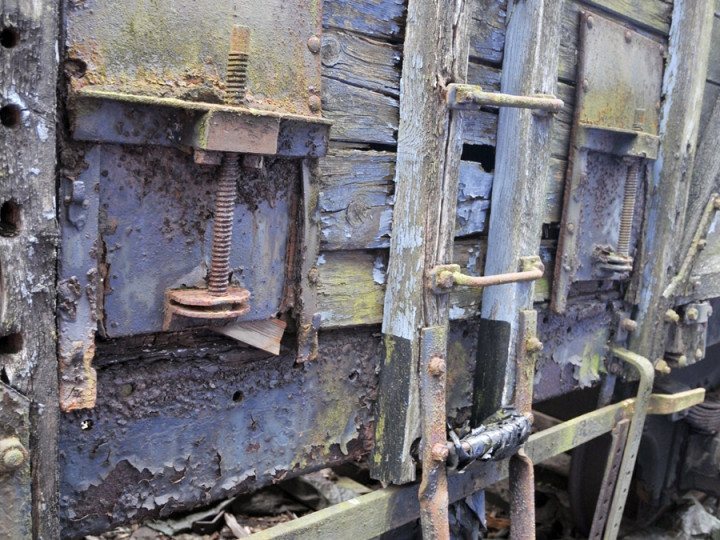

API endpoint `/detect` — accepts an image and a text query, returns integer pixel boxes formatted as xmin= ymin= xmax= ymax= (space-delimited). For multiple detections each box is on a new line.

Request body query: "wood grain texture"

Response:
xmin=371 ymin=0 xmax=472 ymax=484
xmin=629 ymin=0 xmax=715 ymax=364
xmin=0 ymin=1 xmax=60 ymax=537
xmin=479 ymin=0 xmax=564 ymax=410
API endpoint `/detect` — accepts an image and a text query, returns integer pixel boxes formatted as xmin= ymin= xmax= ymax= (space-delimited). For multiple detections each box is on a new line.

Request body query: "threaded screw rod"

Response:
xmin=208 ymin=153 xmax=239 ymax=296
xmin=225 ymin=26 xmax=250 ymax=105
xmin=617 ymin=160 xmax=639 ymax=256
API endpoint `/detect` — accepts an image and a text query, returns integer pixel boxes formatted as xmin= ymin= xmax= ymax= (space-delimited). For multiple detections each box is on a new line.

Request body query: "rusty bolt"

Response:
xmin=655 ymin=359 xmax=671 ymax=374
xmin=698 ymin=239 xmax=707 ymax=251
xmin=714 ymin=197 xmax=720 ymax=211
xmin=677 ymin=355 xmax=688 ymax=368
xmin=308 ymin=267 xmax=318 ymax=284
xmin=567 ymin=223 xmax=575 ymax=234
xmin=664 ymin=309 xmax=680 ymax=324
xmin=695 ymin=348 xmax=704 ymax=359
xmin=0 ymin=438 xmax=27 ymax=474
xmin=525 ymin=337 xmax=543 ymax=353
xmin=587 ymin=15 xmax=593 ymax=29
xmin=307 ymin=35 xmax=322 ymax=54
xmin=431 ymin=442 xmax=449 ymax=462
xmin=308 ymin=95 xmax=322 ymax=113
xmin=621 ymin=318 xmax=637 ymax=332
xmin=625 ymin=30 xmax=632 ymax=43
xmin=686 ymin=307 xmax=699 ymax=321
xmin=582 ymin=79 xmax=589 ymax=92
xmin=428 ymin=356 xmax=446 ymax=376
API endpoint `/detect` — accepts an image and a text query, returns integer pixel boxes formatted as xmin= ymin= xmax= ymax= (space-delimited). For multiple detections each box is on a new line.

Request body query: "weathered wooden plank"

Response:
xmin=322 ymin=0 xmax=407 ymax=41
xmin=478 ymin=0 xmax=564 ymax=420
xmin=469 ymin=0 xmax=507 ymax=64
xmin=322 ymin=28 xmax=401 ymax=98
xmin=0 ymin=2 xmax=60 ymax=538
xmin=579 ymin=0 xmax=672 ymax=34
xmin=371 ymin=0 xmax=472 ymax=486
xmin=706 ymin=14 xmax=720 ymax=84
xmin=317 ymin=250 xmax=387 ymax=328
xmin=630 ymin=1 xmax=715 ymax=364
xmin=322 ymin=76 xmax=398 ymax=144
xmin=701 ymin=81 xmax=720 ymax=136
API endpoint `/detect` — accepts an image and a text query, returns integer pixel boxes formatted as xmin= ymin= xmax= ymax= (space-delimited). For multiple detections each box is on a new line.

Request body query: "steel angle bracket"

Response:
xmin=552 ymin=12 xmax=665 ymax=313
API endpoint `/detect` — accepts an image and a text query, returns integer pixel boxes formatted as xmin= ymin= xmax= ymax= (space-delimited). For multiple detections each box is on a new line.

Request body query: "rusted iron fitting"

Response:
xmin=447 ymin=407 xmax=531 ymax=471
xmin=446 ymin=83 xmax=564 ymax=113
xmin=664 ymin=309 xmax=680 ymax=324
xmin=226 ymin=26 xmax=251 ymax=105
xmin=621 ymin=318 xmax=638 ymax=332
xmin=525 ymin=336 xmax=543 ymax=353
xmin=0 ymin=437 xmax=27 ymax=474
xmin=427 ymin=356 xmax=446 ymax=376
xmin=429 ymin=255 xmax=544 ymax=294
xmin=431 ymin=442 xmax=450 ymax=462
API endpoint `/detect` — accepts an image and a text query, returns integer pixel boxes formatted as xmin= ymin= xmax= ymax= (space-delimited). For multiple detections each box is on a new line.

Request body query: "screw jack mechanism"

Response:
xmin=164 ymin=153 xmax=251 ymax=329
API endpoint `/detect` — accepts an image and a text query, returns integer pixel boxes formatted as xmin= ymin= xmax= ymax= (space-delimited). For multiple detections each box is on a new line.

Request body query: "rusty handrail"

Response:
xmin=430 ymin=256 xmax=544 ymax=292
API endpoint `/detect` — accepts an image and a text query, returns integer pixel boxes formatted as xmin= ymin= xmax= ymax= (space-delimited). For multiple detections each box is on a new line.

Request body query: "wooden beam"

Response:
xmin=0 ymin=1 xmax=60 ymax=537
xmin=369 ymin=0 xmax=471 ymax=484
xmin=474 ymin=0 xmax=563 ymax=422
xmin=629 ymin=1 xmax=715 ymax=363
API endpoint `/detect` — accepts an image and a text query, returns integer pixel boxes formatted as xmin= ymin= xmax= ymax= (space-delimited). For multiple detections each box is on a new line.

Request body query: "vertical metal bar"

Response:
xmin=589 ymin=419 xmax=631 ymax=539
xmin=419 ymin=326 xmax=450 ymax=540
xmin=509 ymin=310 xmax=540 ymax=540
xmin=604 ymin=348 xmax=655 ymax=540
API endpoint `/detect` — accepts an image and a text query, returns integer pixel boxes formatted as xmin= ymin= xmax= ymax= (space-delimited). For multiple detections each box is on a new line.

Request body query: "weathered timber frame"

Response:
xmin=0 ymin=1 xmax=60 ymax=538
xmin=370 ymin=0 xmax=471 ymax=485
xmin=474 ymin=0 xmax=563 ymax=421
xmin=630 ymin=0 xmax=715 ymax=363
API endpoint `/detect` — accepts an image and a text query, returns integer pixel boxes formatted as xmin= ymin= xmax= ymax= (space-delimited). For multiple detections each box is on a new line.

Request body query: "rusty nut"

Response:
xmin=664 ymin=309 xmax=680 ymax=324
xmin=686 ymin=307 xmax=699 ymax=321
xmin=525 ymin=337 xmax=543 ymax=353
xmin=0 ymin=437 xmax=28 ymax=474
xmin=427 ymin=356 xmax=446 ymax=377
xmin=431 ymin=442 xmax=449 ymax=462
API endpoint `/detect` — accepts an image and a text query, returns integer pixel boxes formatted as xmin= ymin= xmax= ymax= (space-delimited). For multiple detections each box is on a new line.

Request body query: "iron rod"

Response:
xmin=447 ymin=83 xmax=563 ymax=112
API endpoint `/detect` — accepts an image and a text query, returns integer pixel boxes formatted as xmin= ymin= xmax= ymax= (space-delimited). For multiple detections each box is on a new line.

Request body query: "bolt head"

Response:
xmin=621 ymin=318 xmax=637 ymax=332
xmin=566 ymin=223 xmax=575 ymax=234
xmin=525 ymin=337 xmax=543 ymax=353
xmin=664 ymin=309 xmax=680 ymax=324
xmin=677 ymin=355 xmax=688 ymax=367
xmin=625 ymin=30 xmax=632 ymax=43
xmin=714 ymin=197 xmax=720 ymax=211
xmin=655 ymin=359 xmax=671 ymax=374
xmin=695 ymin=348 xmax=704 ymax=359
xmin=307 ymin=35 xmax=322 ymax=54
xmin=686 ymin=307 xmax=699 ymax=321
xmin=431 ymin=442 xmax=449 ymax=462
xmin=582 ymin=79 xmax=589 ymax=92
xmin=0 ymin=438 xmax=27 ymax=473
xmin=587 ymin=16 xmax=593 ymax=29
xmin=308 ymin=94 xmax=322 ymax=113
xmin=427 ymin=356 xmax=446 ymax=376
xmin=698 ymin=239 xmax=707 ymax=251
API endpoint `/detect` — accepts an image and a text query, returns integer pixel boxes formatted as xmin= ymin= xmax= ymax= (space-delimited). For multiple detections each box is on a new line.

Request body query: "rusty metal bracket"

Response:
xmin=446 ymin=83 xmax=563 ymax=113
xmin=419 ymin=326 xmax=450 ymax=540
xmin=603 ymin=347 xmax=654 ymax=540
xmin=429 ymin=256 xmax=544 ymax=294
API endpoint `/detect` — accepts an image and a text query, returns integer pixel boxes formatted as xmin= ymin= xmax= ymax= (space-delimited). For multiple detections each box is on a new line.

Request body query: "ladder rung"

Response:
xmin=447 ymin=83 xmax=563 ymax=113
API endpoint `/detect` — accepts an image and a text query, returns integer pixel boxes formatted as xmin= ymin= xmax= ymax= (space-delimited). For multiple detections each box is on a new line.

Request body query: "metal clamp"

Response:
xmin=429 ymin=255 xmax=544 ymax=293
xmin=446 ymin=83 xmax=564 ymax=113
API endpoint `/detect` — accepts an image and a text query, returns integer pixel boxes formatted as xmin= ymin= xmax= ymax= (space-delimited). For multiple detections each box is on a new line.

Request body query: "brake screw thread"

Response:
xmin=226 ymin=26 xmax=250 ymax=105
xmin=208 ymin=153 xmax=239 ymax=296
xmin=617 ymin=160 xmax=639 ymax=256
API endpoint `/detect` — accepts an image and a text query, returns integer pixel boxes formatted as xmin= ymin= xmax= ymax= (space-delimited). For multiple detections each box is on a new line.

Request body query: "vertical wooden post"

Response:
xmin=370 ymin=0 xmax=470 ymax=484
xmin=629 ymin=1 xmax=714 ymax=362
xmin=475 ymin=0 xmax=563 ymax=420
xmin=0 ymin=0 xmax=60 ymax=537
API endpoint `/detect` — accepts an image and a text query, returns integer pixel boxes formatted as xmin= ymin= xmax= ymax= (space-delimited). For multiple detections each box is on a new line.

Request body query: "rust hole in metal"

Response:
xmin=0 ymin=332 xmax=22 ymax=355
xmin=0 ymin=104 xmax=21 ymax=128
xmin=80 ymin=419 xmax=94 ymax=431
xmin=232 ymin=390 xmax=245 ymax=402
xmin=0 ymin=27 xmax=19 ymax=48
xmin=0 ymin=200 xmax=21 ymax=236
